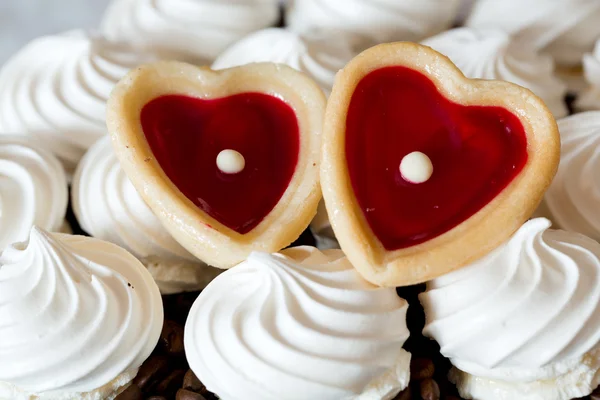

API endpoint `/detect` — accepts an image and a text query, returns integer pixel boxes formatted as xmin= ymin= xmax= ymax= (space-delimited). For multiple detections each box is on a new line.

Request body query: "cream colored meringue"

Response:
xmin=422 ymin=27 xmax=568 ymax=118
xmin=420 ymin=218 xmax=600 ymax=400
xmin=577 ymin=40 xmax=600 ymax=111
xmin=0 ymin=228 xmax=163 ymax=399
xmin=0 ymin=31 xmax=158 ymax=171
xmin=101 ymin=0 xmax=280 ymax=63
xmin=286 ymin=0 xmax=461 ymax=52
xmin=185 ymin=246 xmax=411 ymax=400
xmin=544 ymin=112 xmax=600 ymax=240
xmin=212 ymin=28 xmax=353 ymax=95
xmin=0 ymin=136 xmax=69 ymax=251
xmin=72 ymin=136 xmax=221 ymax=294
xmin=466 ymin=0 xmax=600 ymax=67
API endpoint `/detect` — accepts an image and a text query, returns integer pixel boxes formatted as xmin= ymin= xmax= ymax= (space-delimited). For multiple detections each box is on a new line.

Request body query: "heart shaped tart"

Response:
xmin=107 ymin=61 xmax=325 ymax=268
xmin=321 ymin=42 xmax=560 ymax=287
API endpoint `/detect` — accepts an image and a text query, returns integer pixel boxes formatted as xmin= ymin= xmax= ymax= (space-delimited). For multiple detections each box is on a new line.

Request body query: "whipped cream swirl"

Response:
xmin=0 ymin=228 xmax=163 ymax=397
xmin=286 ymin=0 xmax=461 ymax=52
xmin=212 ymin=28 xmax=353 ymax=95
xmin=466 ymin=0 xmax=600 ymax=67
xmin=421 ymin=218 xmax=600 ymax=399
xmin=577 ymin=40 xmax=600 ymax=111
xmin=0 ymin=136 xmax=68 ymax=251
xmin=0 ymin=31 xmax=158 ymax=171
xmin=101 ymin=0 xmax=280 ymax=63
xmin=423 ymin=28 xmax=568 ymax=118
xmin=544 ymin=112 xmax=600 ymax=241
xmin=73 ymin=136 xmax=219 ymax=294
xmin=185 ymin=246 xmax=411 ymax=400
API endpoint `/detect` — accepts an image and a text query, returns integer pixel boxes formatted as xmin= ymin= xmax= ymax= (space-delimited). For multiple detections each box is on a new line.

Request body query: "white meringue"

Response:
xmin=577 ymin=40 xmax=600 ymax=111
xmin=420 ymin=218 xmax=600 ymax=400
xmin=101 ymin=0 xmax=280 ymax=63
xmin=310 ymin=200 xmax=339 ymax=250
xmin=422 ymin=27 xmax=568 ymax=118
xmin=72 ymin=136 xmax=221 ymax=294
xmin=0 ymin=136 xmax=69 ymax=251
xmin=212 ymin=28 xmax=353 ymax=95
xmin=185 ymin=246 xmax=411 ymax=400
xmin=0 ymin=228 xmax=163 ymax=400
xmin=286 ymin=0 xmax=461 ymax=52
xmin=0 ymin=31 xmax=159 ymax=171
xmin=466 ymin=0 xmax=600 ymax=67
xmin=544 ymin=112 xmax=600 ymax=241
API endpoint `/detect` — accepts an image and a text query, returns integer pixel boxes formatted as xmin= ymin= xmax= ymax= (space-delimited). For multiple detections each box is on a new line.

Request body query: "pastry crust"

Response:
xmin=321 ymin=42 xmax=560 ymax=287
xmin=107 ymin=61 xmax=326 ymax=269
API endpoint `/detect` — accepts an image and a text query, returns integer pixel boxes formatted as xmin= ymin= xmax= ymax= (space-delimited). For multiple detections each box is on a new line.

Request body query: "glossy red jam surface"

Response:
xmin=141 ymin=94 xmax=299 ymax=234
xmin=346 ymin=67 xmax=528 ymax=250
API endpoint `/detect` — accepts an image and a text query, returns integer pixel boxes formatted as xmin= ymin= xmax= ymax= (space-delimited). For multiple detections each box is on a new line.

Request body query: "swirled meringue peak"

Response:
xmin=0 ymin=228 xmax=163 ymax=400
xmin=466 ymin=0 xmax=600 ymax=67
xmin=0 ymin=30 xmax=159 ymax=171
xmin=0 ymin=136 xmax=68 ymax=251
xmin=577 ymin=40 xmax=600 ymax=111
xmin=422 ymin=27 xmax=568 ymax=118
xmin=286 ymin=0 xmax=461 ymax=52
xmin=212 ymin=28 xmax=353 ymax=95
xmin=544 ymin=112 xmax=600 ymax=240
xmin=420 ymin=218 xmax=600 ymax=400
xmin=72 ymin=136 xmax=221 ymax=294
xmin=185 ymin=246 xmax=411 ymax=400
xmin=101 ymin=0 xmax=280 ymax=63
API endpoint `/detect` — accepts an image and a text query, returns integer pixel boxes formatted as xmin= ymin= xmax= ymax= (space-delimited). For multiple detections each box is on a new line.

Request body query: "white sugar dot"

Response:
xmin=400 ymin=151 xmax=433 ymax=184
xmin=216 ymin=149 xmax=245 ymax=174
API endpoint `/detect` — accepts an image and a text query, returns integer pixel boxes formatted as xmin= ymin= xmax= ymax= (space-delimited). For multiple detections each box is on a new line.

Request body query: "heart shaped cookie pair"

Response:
xmin=107 ymin=42 xmax=559 ymax=285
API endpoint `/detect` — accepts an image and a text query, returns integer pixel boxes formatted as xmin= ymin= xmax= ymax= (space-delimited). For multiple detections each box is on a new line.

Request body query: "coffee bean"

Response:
xmin=176 ymin=389 xmax=207 ymax=400
xmin=183 ymin=369 xmax=206 ymax=393
xmin=411 ymin=358 xmax=435 ymax=381
xmin=114 ymin=384 xmax=143 ymax=400
xmin=420 ymin=378 xmax=441 ymax=400
xmin=162 ymin=293 xmax=199 ymax=325
xmin=133 ymin=355 xmax=170 ymax=390
xmin=159 ymin=320 xmax=185 ymax=355
xmin=445 ymin=393 xmax=464 ymax=400
xmin=393 ymin=386 xmax=411 ymax=400
xmin=155 ymin=369 xmax=187 ymax=397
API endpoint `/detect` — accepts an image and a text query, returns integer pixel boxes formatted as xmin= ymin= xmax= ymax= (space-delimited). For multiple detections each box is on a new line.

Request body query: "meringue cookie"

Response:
xmin=544 ymin=112 xmax=600 ymax=241
xmin=101 ymin=0 xmax=280 ymax=63
xmin=72 ymin=136 xmax=221 ymax=294
xmin=0 ymin=228 xmax=163 ymax=400
xmin=577 ymin=40 xmax=600 ymax=111
xmin=466 ymin=0 xmax=600 ymax=67
xmin=310 ymin=200 xmax=339 ymax=250
xmin=420 ymin=218 xmax=600 ymax=400
xmin=422 ymin=28 xmax=568 ymax=118
xmin=212 ymin=28 xmax=354 ymax=95
xmin=0 ymin=136 xmax=69 ymax=251
xmin=0 ymin=31 xmax=159 ymax=171
xmin=286 ymin=0 xmax=461 ymax=52
xmin=185 ymin=246 xmax=411 ymax=400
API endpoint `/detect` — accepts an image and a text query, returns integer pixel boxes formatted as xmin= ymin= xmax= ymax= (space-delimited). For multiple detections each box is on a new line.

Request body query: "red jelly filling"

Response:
xmin=141 ymin=94 xmax=299 ymax=234
xmin=346 ymin=67 xmax=528 ymax=251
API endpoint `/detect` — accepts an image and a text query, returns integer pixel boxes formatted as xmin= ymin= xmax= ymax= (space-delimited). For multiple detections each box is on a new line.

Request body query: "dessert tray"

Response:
xmin=2 ymin=1 xmax=600 ymax=400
